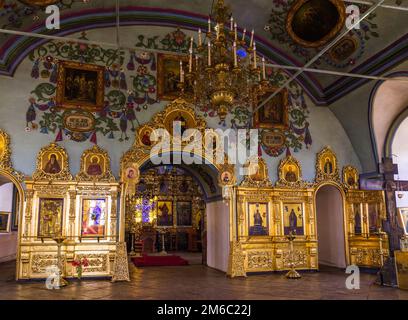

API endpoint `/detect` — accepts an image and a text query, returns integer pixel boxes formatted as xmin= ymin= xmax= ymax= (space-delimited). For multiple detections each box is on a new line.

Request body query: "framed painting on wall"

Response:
xmin=157 ymin=201 xmax=173 ymax=227
xmin=81 ymin=198 xmax=107 ymax=237
xmin=157 ymin=53 xmax=191 ymax=101
xmin=253 ymin=87 xmax=289 ymax=130
xmin=0 ymin=212 xmax=10 ymax=233
xmin=248 ymin=202 xmax=269 ymax=236
xmin=283 ymin=203 xmax=304 ymax=235
xmin=176 ymin=201 xmax=192 ymax=226
xmin=37 ymin=198 xmax=64 ymax=238
xmin=56 ymin=61 xmax=105 ymax=112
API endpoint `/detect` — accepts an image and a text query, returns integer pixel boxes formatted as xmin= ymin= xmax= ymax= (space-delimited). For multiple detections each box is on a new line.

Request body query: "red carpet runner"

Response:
xmin=132 ymin=254 xmax=189 ymax=267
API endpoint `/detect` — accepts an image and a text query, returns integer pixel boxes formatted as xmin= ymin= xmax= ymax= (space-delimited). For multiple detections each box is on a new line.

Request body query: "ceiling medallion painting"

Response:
xmin=286 ymin=0 xmax=346 ymax=48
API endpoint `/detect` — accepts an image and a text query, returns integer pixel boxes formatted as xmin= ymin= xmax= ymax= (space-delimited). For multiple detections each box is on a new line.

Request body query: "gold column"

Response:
xmin=68 ymin=190 xmax=77 ymax=238
xmin=110 ymin=190 xmax=118 ymax=239
xmin=23 ymin=189 xmax=34 ymax=239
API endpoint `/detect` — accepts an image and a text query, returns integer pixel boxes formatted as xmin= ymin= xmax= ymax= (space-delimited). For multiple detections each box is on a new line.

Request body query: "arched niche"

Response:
xmin=369 ymin=72 xmax=408 ymax=163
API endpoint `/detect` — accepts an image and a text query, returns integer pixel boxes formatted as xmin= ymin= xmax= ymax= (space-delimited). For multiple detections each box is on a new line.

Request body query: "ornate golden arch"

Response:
xmin=120 ymin=98 xmax=236 ymax=188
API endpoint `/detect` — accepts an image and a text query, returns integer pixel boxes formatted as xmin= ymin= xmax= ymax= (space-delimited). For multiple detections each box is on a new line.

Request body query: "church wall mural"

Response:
xmin=0 ymin=25 xmax=361 ymax=184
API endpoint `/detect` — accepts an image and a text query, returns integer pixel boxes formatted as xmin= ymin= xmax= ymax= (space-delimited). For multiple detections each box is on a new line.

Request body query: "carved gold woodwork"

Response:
xmin=17 ymin=143 xmax=119 ymax=280
xmin=343 ymin=165 xmax=359 ymax=190
xmin=240 ymin=157 xmax=273 ymax=188
xmin=32 ymin=143 xmax=73 ymax=181
xmin=315 ymin=146 xmax=340 ymax=183
xmin=0 ymin=128 xmax=24 ymax=181
xmin=276 ymin=155 xmax=311 ymax=188
xmin=76 ymin=145 xmax=115 ymax=182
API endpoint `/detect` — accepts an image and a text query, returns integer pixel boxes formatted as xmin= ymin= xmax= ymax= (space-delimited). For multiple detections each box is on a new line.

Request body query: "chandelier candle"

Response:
xmin=242 ymin=28 xmax=246 ymax=42
xmin=250 ymin=29 xmax=254 ymax=47
xmin=198 ymin=28 xmax=202 ymax=47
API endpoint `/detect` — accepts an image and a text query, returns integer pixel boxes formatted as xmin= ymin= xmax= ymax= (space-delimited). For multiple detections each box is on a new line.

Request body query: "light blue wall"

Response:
xmin=0 ymin=26 xmax=362 ymax=183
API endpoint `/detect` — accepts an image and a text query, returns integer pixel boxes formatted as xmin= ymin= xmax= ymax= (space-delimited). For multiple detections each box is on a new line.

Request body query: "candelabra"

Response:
xmin=285 ymin=231 xmax=301 ymax=279
xmin=179 ymin=0 xmax=268 ymax=122
xmin=52 ymin=235 xmax=68 ymax=287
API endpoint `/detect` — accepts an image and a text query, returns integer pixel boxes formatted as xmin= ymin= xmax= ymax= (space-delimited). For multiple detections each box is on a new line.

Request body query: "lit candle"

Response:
xmin=195 ymin=55 xmax=199 ymax=71
xmin=230 ymin=16 xmax=234 ymax=30
xmin=180 ymin=61 xmax=184 ymax=83
xmin=189 ymin=49 xmax=193 ymax=72
xmin=262 ymin=57 xmax=266 ymax=79
xmin=253 ymin=42 xmax=257 ymax=69
xmin=242 ymin=28 xmax=246 ymax=42
xmin=208 ymin=18 xmax=211 ymax=33
xmin=198 ymin=28 xmax=202 ymax=46
xmin=233 ymin=41 xmax=237 ymax=67
xmin=234 ymin=22 xmax=237 ymax=42
xmin=208 ymin=41 xmax=211 ymax=66
xmin=216 ymin=24 xmax=219 ymax=40
xmin=190 ymin=36 xmax=194 ymax=51
xmin=250 ymin=29 xmax=254 ymax=47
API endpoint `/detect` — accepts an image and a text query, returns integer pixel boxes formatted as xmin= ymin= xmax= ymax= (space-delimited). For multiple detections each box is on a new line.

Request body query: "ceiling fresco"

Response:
xmin=0 ymin=0 xmax=406 ymax=105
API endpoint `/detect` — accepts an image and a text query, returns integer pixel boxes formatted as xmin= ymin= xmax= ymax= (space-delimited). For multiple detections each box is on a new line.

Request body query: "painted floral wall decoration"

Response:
xmin=25 ymin=28 xmax=312 ymax=157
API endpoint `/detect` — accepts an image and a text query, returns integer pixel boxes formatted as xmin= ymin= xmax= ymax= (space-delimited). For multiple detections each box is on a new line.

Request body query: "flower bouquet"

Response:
xmin=71 ymin=257 xmax=89 ymax=280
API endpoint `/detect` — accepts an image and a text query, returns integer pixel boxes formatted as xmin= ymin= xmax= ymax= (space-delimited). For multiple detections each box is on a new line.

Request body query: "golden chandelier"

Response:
xmin=180 ymin=0 xmax=268 ymax=122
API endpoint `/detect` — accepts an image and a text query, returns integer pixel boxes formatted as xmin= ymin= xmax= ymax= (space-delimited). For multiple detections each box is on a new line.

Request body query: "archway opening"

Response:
xmin=125 ymin=155 xmax=231 ymax=273
xmin=315 ymin=184 xmax=346 ymax=269
xmin=0 ymin=174 xmax=21 ymax=266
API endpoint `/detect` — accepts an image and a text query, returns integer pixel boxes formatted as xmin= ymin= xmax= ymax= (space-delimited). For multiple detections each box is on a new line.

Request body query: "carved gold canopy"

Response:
xmin=343 ymin=165 xmax=359 ymax=189
xmin=121 ymin=98 xmax=235 ymax=187
xmin=315 ymin=146 xmax=340 ymax=183
xmin=240 ymin=157 xmax=272 ymax=188
xmin=76 ymin=145 xmax=115 ymax=182
xmin=32 ymin=143 xmax=73 ymax=181
xmin=276 ymin=155 xmax=309 ymax=188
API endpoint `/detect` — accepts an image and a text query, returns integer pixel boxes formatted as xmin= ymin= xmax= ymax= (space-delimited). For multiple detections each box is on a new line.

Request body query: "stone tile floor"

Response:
xmin=1 ymin=260 xmax=407 ymax=300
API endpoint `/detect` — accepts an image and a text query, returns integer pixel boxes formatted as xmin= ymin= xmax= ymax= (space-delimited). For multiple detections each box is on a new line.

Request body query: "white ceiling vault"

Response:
xmin=0 ymin=0 xmax=407 ymax=105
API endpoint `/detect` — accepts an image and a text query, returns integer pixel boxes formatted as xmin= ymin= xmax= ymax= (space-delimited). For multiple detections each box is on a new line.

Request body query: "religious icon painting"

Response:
xmin=176 ymin=201 xmax=192 ymax=226
xmin=38 ymin=198 xmax=64 ymax=237
xmin=81 ymin=199 xmax=107 ymax=237
xmin=248 ymin=202 xmax=269 ymax=236
xmin=368 ymin=203 xmax=380 ymax=233
xmin=34 ymin=143 xmax=72 ymax=181
xmin=56 ymin=61 xmax=105 ymax=112
xmin=353 ymin=203 xmax=363 ymax=235
xmin=137 ymin=125 xmax=154 ymax=147
xmin=253 ymin=86 xmax=289 ymax=130
xmin=157 ymin=53 xmax=192 ymax=101
xmin=316 ymin=147 xmax=339 ymax=181
xmin=0 ymin=212 xmax=10 ymax=233
xmin=283 ymin=203 xmax=304 ymax=235
xmin=343 ymin=166 xmax=359 ymax=189
xmin=77 ymin=145 xmax=114 ymax=182
xmin=398 ymin=208 xmax=408 ymax=235
xmin=278 ymin=156 xmax=302 ymax=185
xmin=157 ymin=201 xmax=173 ymax=227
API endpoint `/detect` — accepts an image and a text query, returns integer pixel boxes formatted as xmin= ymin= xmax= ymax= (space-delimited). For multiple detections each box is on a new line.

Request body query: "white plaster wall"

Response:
xmin=206 ymin=201 xmax=230 ymax=272
xmin=392 ymin=117 xmax=408 ymax=181
xmin=0 ymin=182 xmax=17 ymax=263
xmin=315 ymin=185 xmax=346 ymax=268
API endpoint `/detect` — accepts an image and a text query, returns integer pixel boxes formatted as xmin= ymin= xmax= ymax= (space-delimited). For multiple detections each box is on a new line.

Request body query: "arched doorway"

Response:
xmin=0 ymin=169 xmax=24 ymax=278
xmin=315 ymin=184 xmax=347 ymax=269
xmin=122 ymin=153 xmax=232 ymax=273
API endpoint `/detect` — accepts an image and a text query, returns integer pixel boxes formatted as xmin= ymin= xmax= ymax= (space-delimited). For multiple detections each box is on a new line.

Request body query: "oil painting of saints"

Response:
xmin=65 ymin=68 xmax=98 ymax=104
xmin=38 ymin=198 xmax=63 ymax=237
xmin=354 ymin=204 xmax=362 ymax=234
xmin=324 ymin=158 xmax=333 ymax=174
xmin=248 ymin=203 xmax=268 ymax=236
xmin=43 ymin=153 xmax=62 ymax=174
xmin=81 ymin=199 xmax=106 ymax=237
xmin=157 ymin=201 xmax=173 ymax=227
xmin=283 ymin=203 xmax=304 ymax=235
xmin=86 ymin=156 xmax=103 ymax=176
xmin=285 ymin=166 xmax=297 ymax=182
